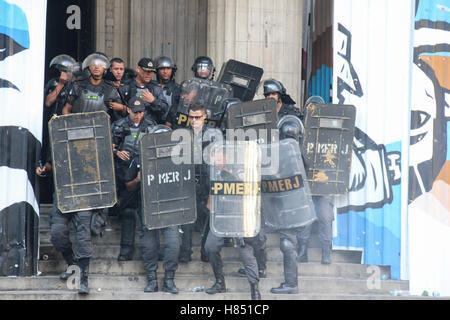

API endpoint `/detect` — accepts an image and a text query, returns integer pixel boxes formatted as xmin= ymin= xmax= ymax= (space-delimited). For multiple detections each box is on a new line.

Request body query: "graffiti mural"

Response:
xmin=408 ymin=0 xmax=450 ymax=296
xmin=332 ymin=0 xmax=414 ymax=280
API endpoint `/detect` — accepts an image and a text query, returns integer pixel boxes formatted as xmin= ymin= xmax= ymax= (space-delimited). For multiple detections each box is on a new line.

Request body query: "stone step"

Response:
xmin=0 ymin=275 xmax=409 ymax=295
xmin=37 ymin=259 xmax=389 ymax=280
xmin=1 ymin=289 xmax=440 ymax=300
xmin=38 ymin=243 xmax=362 ymax=265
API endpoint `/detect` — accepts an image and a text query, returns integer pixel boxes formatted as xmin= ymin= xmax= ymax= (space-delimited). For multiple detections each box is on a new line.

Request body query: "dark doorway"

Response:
xmin=40 ymin=0 xmax=96 ymax=204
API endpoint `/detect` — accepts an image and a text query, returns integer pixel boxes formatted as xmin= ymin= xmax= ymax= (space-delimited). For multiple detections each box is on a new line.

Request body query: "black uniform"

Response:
xmin=118 ymin=79 xmax=169 ymax=124
xmin=44 ymin=78 xmax=72 ymax=116
xmin=179 ymin=124 xmax=215 ymax=262
xmin=268 ymin=102 xmax=305 ymax=294
xmin=278 ymin=103 xmax=304 ymax=120
xmin=66 ymin=78 xmax=122 ymax=118
xmin=151 ymin=79 xmax=181 ymax=125
xmin=122 ymin=156 xmax=181 ymax=293
xmin=111 ymin=116 xmax=157 ymax=260
xmin=204 ymin=168 xmax=261 ymax=299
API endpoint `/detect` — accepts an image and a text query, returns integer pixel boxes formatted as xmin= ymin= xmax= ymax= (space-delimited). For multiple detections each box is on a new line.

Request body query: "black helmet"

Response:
xmin=191 ymin=56 xmax=215 ymax=80
xmin=263 ymin=79 xmax=286 ymax=96
xmin=155 ymin=56 xmax=177 ymax=82
xmin=277 ymin=115 xmax=304 ymax=142
xmin=49 ymin=54 xmax=77 ymax=72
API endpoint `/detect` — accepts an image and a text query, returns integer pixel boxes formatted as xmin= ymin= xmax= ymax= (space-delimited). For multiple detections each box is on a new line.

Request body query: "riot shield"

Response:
xmin=216 ymin=60 xmax=264 ymax=102
xmin=174 ymin=78 xmax=233 ymax=128
xmin=49 ymin=111 xmax=117 ymax=213
xmin=225 ymin=98 xmax=278 ymax=144
xmin=140 ymin=129 xmax=196 ymax=230
xmin=260 ymin=139 xmax=316 ymax=230
xmin=209 ymin=141 xmax=261 ymax=238
xmin=301 ymin=103 xmax=356 ymax=195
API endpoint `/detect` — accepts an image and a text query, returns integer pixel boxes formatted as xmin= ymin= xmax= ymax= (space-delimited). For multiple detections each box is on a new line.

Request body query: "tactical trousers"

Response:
xmin=297 ymin=195 xmax=334 ymax=245
xmin=245 ymin=229 xmax=267 ymax=272
xmin=119 ymin=207 xmax=137 ymax=249
xmin=277 ymin=228 xmax=298 ymax=286
xmin=50 ymin=200 xmax=93 ymax=260
xmin=138 ymin=214 xmax=181 ymax=272
xmin=205 ymin=231 xmax=259 ymax=284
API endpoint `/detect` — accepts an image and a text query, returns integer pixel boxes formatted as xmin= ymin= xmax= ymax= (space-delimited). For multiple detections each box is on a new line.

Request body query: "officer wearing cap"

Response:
xmin=151 ymin=56 xmax=181 ymax=128
xmin=111 ymin=96 xmax=157 ymax=262
xmin=62 ymin=52 xmax=123 ymax=122
xmin=117 ymin=123 xmax=181 ymax=295
xmin=119 ymin=57 xmax=169 ymax=125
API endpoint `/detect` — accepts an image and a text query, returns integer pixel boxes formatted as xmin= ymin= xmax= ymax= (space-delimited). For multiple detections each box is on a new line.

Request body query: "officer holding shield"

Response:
xmin=204 ymin=146 xmax=262 ymax=300
xmin=111 ymin=96 xmax=157 ymax=261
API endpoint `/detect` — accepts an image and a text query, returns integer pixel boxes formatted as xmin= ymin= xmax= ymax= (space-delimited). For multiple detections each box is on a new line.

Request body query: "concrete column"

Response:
xmin=95 ymin=0 xmax=130 ymax=63
xmin=207 ymin=0 xmax=304 ymax=105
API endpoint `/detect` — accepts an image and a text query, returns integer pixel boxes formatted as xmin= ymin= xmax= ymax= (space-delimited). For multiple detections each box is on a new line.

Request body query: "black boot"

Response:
xmin=118 ymin=245 xmax=134 ymax=261
xmin=206 ymin=277 xmax=226 ymax=294
xmin=270 ymin=282 xmax=299 ymax=294
xmin=271 ymin=239 xmax=298 ymax=294
xmin=162 ymin=271 xmax=179 ymax=294
xmin=238 ymin=267 xmax=266 ymax=279
xmin=144 ymin=271 xmax=158 ymax=292
xmin=60 ymin=250 xmax=75 ymax=280
xmin=206 ymin=252 xmax=226 ymax=294
xmin=296 ymin=240 xmax=308 ymax=263
xmin=77 ymin=258 xmax=90 ymax=295
xmin=251 ymin=282 xmax=261 ymax=300
xmin=321 ymin=243 xmax=332 ymax=265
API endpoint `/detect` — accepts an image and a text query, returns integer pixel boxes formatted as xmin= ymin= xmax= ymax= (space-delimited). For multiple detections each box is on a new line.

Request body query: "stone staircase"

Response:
xmin=0 ymin=204 xmax=431 ymax=300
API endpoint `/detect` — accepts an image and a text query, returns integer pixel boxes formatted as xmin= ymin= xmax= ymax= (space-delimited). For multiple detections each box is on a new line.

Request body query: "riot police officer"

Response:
xmin=62 ymin=53 xmax=123 ymax=122
xmin=178 ymin=103 xmax=218 ymax=263
xmin=45 ymin=54 xmax=77 ymax=116
xmin=122 ymin=126 xmax=181 ymax=294
xmin=204 ymin=147 xmax=261 ymax=300
xmin=118 ymin=57 xmax=169 ymax=125
xmin=111 ymin=96 xmax=157 ymax=261
xmin=152 ymin=56 xmax=181 ymax=128
xmin=262 ymin=78 xmax=303 ymax=120
xmin=191 ymin=56 xmax=216 ymax=80
xmin=261 ymin=79 xmax=302 ymax=294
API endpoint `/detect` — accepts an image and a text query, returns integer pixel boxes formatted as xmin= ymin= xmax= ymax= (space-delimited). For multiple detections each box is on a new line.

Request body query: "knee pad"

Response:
xmin=280 ymin=238 xmax=295 ymax=253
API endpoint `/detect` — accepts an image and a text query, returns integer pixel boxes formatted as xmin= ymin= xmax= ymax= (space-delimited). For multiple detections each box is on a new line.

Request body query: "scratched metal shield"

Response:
xmin=225 ymin=98 xmax=278 ymax=144
xmin=140 ymin=129 xmax=196 ymax=230
xmin=260 ymin=139 xmax=316 ymax=230
xmin=216 ymin=59 xmax=264 ymax=102
xmin=301 ymin=103 xmax=356 ymax=195
xmin=209 ymin=141 xmax=261 ymax=238
xmin=49 ymin=111 xmax=117 ymax=213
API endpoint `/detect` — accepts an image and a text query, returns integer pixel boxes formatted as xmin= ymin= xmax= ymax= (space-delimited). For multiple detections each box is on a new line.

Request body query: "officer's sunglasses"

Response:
xmin=189 ymin=115 xmax=204 ymax=120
